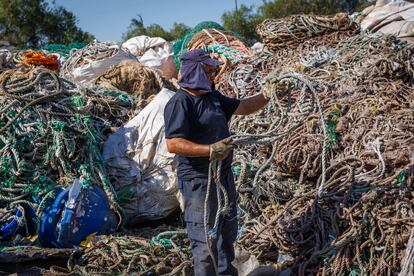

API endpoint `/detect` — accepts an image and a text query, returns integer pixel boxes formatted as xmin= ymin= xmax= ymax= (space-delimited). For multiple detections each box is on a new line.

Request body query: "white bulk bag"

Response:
xmin=103 ymin=88 xmax=180 ymax=225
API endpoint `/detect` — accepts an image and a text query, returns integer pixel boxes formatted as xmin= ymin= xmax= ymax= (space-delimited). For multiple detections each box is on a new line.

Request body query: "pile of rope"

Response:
xmin=0 ymin=65 xmax=140 ymax=229
xmin=173 ymin=22 xmax=252 ymax=81
xmin=217 ymin=28 xmax=355 ymax=98
xmin=218 ymin=15 xmax=414 ymax=274
xmin=17 ymin=50 xmax=59 ymax=71
xmin=94 ymin=60 xmax=166 ymax=106
xmin=45 ymin=227 xmax=192 ymax=275
xmin=257 ymin=13 xmax=357 ymax=52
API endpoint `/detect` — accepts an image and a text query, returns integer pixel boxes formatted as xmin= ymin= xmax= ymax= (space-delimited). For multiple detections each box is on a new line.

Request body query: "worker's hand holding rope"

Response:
xmin=209 ymin=137 xmax=234 ymax=161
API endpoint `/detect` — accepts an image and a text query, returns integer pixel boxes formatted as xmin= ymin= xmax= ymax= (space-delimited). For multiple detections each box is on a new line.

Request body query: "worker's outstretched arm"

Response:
xmin=166 ymin=138 xmax=210 ymax=157
xmin=234 ymin=92 xmax=269 ymax=115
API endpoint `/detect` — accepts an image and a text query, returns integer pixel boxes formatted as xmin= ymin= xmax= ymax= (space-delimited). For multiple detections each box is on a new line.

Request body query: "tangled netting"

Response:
xmin=0 ymin=66 xmax=140 ymax=227
xmin=257 ymin=13 xmax=357 ymax=52
xmin=43 ymin=227 xmax=192 ymax=276
xmin=173 ymin=21 xmax=252 ymax=81
xmin=41 ymin=43 xmax=87 ymax=59
xmin=219 ymin=14 xmax=414 ymax=275
xmin=94 ymin=60 xmax=165 ymax=105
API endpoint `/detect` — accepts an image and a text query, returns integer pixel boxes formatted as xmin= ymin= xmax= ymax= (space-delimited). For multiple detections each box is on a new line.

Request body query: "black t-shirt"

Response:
xmin=164 ymin=89 xmax=240 ymax=180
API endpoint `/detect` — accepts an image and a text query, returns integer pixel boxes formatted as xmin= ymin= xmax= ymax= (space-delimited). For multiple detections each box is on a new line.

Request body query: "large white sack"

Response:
xmin=71 ymin=44 xmax=138 ymax=84
xmin=361 ymin=0 xmax=414 ymax=43
xmin=122 ymin=36 xmax=177 ymax=79
xmin=103 ymin=88 xmax=179 ymax=225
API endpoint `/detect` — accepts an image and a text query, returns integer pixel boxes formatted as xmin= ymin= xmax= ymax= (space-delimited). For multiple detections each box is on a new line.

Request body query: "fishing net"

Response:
xmin=41 ymin=42 xmax=87 ymax=59
xmin=40 ymin=227 xmax=192 ymax=275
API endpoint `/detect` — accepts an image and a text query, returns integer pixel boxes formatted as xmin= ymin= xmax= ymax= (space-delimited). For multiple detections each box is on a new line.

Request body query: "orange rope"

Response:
xmin=21 ymin=51 xmax=59 ymax=71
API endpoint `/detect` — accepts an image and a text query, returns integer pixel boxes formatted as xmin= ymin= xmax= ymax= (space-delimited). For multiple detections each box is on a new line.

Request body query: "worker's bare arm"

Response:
xmin=234 ymin=92 xmax=269 ymax=115
xmin=166 ymin=138 xmax=210 ymax=157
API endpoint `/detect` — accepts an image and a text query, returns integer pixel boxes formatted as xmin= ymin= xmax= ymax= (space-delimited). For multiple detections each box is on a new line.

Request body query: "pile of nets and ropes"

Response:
xmin=217 ymin=12 xmax=414 ymax=275
xmin=173 ymin=21 xmax=253 ymax=81
xmin=256 ymin=13 xmax=357 ymax=52
xmin=40 ymin=226 xmax=191 ymax=276
xmin=0 ymin=65 xmax=141 ymax=236
xmin=0 ymin=43 xmax=185 ymax=275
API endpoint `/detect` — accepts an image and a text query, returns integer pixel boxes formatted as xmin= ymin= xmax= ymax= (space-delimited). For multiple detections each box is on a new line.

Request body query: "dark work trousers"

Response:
xmin=178 ymin=171 xmax=238 ymax=276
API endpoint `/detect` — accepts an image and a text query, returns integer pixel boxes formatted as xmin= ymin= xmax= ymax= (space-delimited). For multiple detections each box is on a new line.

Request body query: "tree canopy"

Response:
xmin=221 ymin=4 xmax=262 ymax=44
xmin=259 ymin=0 xmax=371 ymax=18
xmin=123 ymin=16 xmax=190 ymax=42
xmin=0 ymin=0 xmax=93 ymax=48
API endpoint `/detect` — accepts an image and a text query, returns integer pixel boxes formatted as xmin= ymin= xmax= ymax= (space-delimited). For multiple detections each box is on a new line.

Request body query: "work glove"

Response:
xmin=262 ymin=83 xmax=273 ymax=100
xmin=210 ymin=137 xmax=234 ymax=161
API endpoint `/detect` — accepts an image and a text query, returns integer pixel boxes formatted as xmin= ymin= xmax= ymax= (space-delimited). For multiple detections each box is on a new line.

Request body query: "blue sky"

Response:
xmin=51 ymin=0 xmax=262 ymax=42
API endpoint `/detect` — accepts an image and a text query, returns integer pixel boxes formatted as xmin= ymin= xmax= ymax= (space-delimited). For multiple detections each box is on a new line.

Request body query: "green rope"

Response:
xmin=326 ymin=110 xmax=341 ymax=149
xmin=150 ymin=231 xmax=186 ymax=249
xmin=203 ymin=44 xmax=244 ymax=63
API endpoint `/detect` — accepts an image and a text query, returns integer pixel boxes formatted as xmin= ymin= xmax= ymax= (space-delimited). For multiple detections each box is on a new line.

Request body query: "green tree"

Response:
xmin=42 ymin=6 xmax=94 ymax=45
xmin=123 ymin=16 xmax=189 ymax=41
xmin=259 ymin=0 xmax=371 ymax=19
xmin=0 ymin=0 xmax=93 ymax=47
xmin=221 ymin=4 xmax=261 ymax=44
xmin=169 ymin=23 xmax=190 ymax=40
xmin=146 ymin=24 xmax=174 ymax=41
xmin=122 ymin=16 xmax=146 ymax=41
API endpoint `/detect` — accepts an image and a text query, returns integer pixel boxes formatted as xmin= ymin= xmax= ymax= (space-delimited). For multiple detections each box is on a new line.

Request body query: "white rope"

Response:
xmin=399 ymin=210 xmax=414 ymax=276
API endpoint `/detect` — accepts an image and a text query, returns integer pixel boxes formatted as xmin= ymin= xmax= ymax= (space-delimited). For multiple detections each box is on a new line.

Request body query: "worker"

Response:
xmin=164 ymin=49 xmax=271 ymax=276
